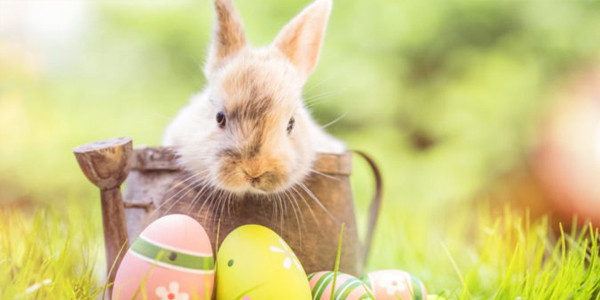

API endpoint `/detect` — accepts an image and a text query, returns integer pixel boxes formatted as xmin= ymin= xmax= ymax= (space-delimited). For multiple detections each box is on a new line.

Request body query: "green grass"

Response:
xmin=1 ymin=201 xmax=599 ymax=299
xmin=0 ymin=204 xmax=104 ymax=299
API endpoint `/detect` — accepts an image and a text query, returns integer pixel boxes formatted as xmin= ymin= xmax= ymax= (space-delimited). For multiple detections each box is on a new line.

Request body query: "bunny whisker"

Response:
xmin=275 ymin=193 xmax=283 ymax=231
xmin=222 ymin=190 xmax=232 ymax=217
xmin=213 ymin=189 xmax=227 ymax=225
xmin=302 ymin=72 xmax=339 ymax=94
xmin=278 ymin=192 xmax=289 ymax=221
xmin=309 ymin=169 xmax=340 ymax=181
xmin=280 ymin=193 xmax=288 ymax=232
xmin=188 ymin=179 xmax=215 ymax=214
xmin=299 ymin=183 xmax=337 ymax=222
xmin=304 ymin=90 xmax=344 ymax=107
xmin=196 ymin=184 xmax=220 ymax=217
xmin=154 ymin=175 xmax=208 ymax=215
xmin=162 ymin=170 xmax=210 ymax=197
xmin=288 ymin=189 xmax=305 ymax=227
xmin=277 ymin=194 xmax=285 ymax=232
xmin=273 ymin=194 xmax=282 ymax=232
xmin=283 ymin=189 xmax=303 ymax=243
xmin=205 ymin=189 xmax=220 ymax=224
xmin=269 ymin=194 xmax=278 ymax=229
xmin=272 ymin=194 xmax=282 ymax=232
xmin=320 ymin=112 xmax=347 ymax=129
xmin=304 ymin=88 xmax=343 ymax=103
xmin=226 ymin=190 xmax=234 ymax=217
xmin=204 ymin=187 xmax=222 ymax=222
xmin=201 ymin=188 xmax=219 ymax=225
xmin=290 ymin=185 xmax=321 ymax=230
xmin=163 ymin=178 xmax=209 ymax=214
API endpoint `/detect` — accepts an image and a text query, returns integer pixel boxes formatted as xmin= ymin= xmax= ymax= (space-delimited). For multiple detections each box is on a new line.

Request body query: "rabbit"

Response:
xmin=146 ymin=0 xmax=366 ymax=275
xmin=163 ymin=0 xmax=345 ymax=195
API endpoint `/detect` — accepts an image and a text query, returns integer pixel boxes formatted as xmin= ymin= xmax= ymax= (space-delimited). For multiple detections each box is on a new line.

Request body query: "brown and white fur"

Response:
xmin=163 ymin=0 xmax=345 ymax=195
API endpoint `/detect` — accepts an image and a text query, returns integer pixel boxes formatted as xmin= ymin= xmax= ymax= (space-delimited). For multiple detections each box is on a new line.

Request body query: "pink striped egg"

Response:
xmin=308 ymin=271 xmax=374 ymax=300
xmin=112 ymin=214 xmax=214 ymax=300
xmin=362 ymin=270 xmax=427 ymax=300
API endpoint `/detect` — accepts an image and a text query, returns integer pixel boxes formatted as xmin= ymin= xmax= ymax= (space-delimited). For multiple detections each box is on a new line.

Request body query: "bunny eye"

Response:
xmin=287 ymin=117 xmax=295 ymax=134
xmin=216 ymin=111 xmax=226 ymax=128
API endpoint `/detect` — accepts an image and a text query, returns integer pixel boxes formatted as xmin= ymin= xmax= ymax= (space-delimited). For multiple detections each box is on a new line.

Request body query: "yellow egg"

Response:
xmin=216 ymin=225 xmax=311 ymax=300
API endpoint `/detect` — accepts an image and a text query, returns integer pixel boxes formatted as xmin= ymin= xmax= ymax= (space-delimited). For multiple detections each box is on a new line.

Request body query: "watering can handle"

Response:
xmin=352 ymin=150 xmax=383 ymax=266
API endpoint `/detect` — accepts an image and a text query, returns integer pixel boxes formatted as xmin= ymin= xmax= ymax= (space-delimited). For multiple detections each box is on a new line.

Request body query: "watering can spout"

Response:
xmin=73 ymin=137 xmax=133 ymax=292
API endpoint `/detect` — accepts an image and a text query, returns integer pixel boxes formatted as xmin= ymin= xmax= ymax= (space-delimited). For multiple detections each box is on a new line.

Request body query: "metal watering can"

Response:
xmin=73 ymin=137 xmax=382 ymax=288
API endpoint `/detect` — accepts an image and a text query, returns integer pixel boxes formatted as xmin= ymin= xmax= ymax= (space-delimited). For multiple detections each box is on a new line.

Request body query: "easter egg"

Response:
xmin=216 ymin=224 xmax=311 ymax=300
xmin=363 ymin=270 xmax=427 ymax=300
xmin=308 ymin=271 xmax=374 ymax=300
xmin=112 ymin=214 xmax=214 ymax=300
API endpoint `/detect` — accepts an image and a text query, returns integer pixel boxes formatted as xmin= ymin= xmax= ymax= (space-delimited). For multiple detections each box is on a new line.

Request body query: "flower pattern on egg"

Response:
xmin=378 ymin=276 xmax=410 ymax=296
xmin=269 ymin=238 xmax=302 ymax=271
xmin=155 ymin=281 xmax=189 ymax=300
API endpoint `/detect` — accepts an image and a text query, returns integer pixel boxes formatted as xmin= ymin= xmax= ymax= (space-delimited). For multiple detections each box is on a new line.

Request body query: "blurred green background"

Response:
xmin=2 ymin=0 xmax=600 ymax=297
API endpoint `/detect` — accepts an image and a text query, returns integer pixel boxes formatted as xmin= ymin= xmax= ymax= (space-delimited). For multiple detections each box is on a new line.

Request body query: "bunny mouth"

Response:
xmin=215 ymin=163 xmax=292 ymax=195
xmin=216 ymin=176 xmax=293 ymax=195
xmin=246 ymin=178 xmax=288 ymax=194
xmin=211 ymin=177 xmax=286 ymax=195
xmin=219 ymin=184 xmax=286 ymax=196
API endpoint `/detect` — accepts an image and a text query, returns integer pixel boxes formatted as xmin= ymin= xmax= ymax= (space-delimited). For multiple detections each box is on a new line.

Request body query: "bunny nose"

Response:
xmin=242 ymin=168 xmax=267 ymax=182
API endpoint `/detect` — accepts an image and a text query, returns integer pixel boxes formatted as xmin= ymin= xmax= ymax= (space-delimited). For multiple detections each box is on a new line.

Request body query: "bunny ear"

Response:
xmin=272 ymin=0 xmax=332 ymax=78
xmin=205 ymin=0 xmax=247 ymax=76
